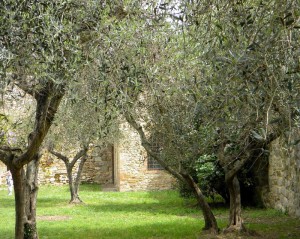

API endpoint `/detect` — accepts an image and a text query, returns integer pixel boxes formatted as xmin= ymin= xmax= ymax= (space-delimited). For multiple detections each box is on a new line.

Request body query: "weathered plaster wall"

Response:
xmin=116 ymin=123 xmax=177 ymax=192
xmin=266 ymin=131 xmax=300 ymax=217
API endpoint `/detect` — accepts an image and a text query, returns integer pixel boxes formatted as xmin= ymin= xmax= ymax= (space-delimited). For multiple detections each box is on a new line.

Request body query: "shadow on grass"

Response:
xmin=78 ymin=190 xmax=228 ymax=216
xmin=38 ymin=220 xmax=202 ymax=239
xmin=82 ymin=202 xmax=183 ymax=214
xmin=37 ymin=197 xmax=70 ymax=207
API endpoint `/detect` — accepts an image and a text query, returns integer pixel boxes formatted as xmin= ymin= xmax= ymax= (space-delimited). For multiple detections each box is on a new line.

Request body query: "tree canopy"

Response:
xmin=0 ymin=0 xmax=299 ymax=238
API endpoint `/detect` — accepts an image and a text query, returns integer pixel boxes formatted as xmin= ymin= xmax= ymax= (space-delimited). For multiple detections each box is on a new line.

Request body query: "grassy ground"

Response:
xmin=0 ymin=184 xmax=299 ymax=239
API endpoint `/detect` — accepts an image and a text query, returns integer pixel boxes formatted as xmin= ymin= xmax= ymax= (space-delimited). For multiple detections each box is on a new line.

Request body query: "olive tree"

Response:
xmin=89 ymin=2 xmax=219 ymax=233
xmin=181 ymin=0 xmax=300 ymax=232
xmin=0 ymin=0 xmax=108 ymax=238
xmin=46 ymin=81 xmax=120 ymax=204
xmin=99 ymin=0 xmax=299 ymax=234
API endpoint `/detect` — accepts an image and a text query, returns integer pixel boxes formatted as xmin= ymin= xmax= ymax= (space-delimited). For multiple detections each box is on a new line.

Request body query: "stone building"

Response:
xmin=0 ymin=122 xmax=176 ymax=192
xmin=113 ymin=123 xmax=176 ymax=191
xmin=262 ymin=130 xmax=300 ymax=217
xmin=0 ymin=87 xmax=176 ymax=191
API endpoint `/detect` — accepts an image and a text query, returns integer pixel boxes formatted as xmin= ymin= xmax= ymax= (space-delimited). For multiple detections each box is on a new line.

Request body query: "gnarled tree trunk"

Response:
xmin=225 ymin=175 xmax=245 ymax=232
xmin=181 ymin=173 xmax=219 ymax=234
xmin=72 ymin=153 xmax=88 ymax=203
xmin=11 ymin=166 xmax=26 ymax=239
xmin=66 ymin=167 xmax=81 ymax=204
xmin=24 ymin=154 xmax=41 ymax=239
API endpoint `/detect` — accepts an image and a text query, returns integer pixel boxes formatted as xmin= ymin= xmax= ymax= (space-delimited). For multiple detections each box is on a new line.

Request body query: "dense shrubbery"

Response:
xmin=179 ymin=154 xmax=260 ymax=206
xmin=195 ymin=155 xmax=228 ymax=203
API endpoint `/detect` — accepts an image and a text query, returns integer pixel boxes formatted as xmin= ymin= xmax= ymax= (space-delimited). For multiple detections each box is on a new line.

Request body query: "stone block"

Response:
xmin=94 ymin=157 xmax=102 ymax=162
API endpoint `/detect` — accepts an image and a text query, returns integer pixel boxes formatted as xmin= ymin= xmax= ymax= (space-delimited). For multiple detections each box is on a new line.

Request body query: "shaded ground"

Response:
xmin=199 ymin=209 xmax=300 ymax=239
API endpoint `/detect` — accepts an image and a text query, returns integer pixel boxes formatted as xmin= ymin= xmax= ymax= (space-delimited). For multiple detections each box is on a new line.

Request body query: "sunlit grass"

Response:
xmin=0 ymin=184 xmax=299 ymax=239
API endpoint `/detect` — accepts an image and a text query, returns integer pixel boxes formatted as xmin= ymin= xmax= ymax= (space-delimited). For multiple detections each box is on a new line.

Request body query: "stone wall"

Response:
xmin=116 ymin=123 xmax=177 ymax=192
xmin=0 ymin=130 xmax=176 ymax=191
xmin=265 ymin=131 xmax=300 ymax=217
xmin=38 ymin=152 xmax=70 ymax=184
xmin=0 ymin=146 xmax=113 ymax=186
xmin=38 ymin=148 xmax=113 ymax=185
xmin=82 ymin=145 xmax=114 ymax=185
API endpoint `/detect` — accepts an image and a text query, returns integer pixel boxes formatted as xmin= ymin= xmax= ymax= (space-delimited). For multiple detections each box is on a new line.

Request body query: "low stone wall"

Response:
xmin=0 ymin=146 xmax=113 ymax=186
xmin=38 ymin=152 xmax=70 ymax=184
xmin=41 ymin=146 xmax=114 ymax=185
xmin=116 ymin=123 xmax=177 ymax=192
xmin=266 ymin=131 xmax=300 ymax=217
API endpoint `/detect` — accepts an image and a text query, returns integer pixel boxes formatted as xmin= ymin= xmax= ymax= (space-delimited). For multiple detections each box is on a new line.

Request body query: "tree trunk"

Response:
xmin=73 ymin=154 xmax=88 ymax=203
xmin=181 ymin=173 xmax=219 ymax=234
xmin=67 ymin=166 xmax=82 ymax=204
xmin=24 ymin=155 xmax=41 ymax=239
xmin=225 ymin=175 xmax=246 ymax=232
xmin=50 ymin=147 xmax=88 ymax=204
xmin=124 ymin=113 xmax=218 ymax=234
xmin=11 ymin=166 xmax=26 ymax=239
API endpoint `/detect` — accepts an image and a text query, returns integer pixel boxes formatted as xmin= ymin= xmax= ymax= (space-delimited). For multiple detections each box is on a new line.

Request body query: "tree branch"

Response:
xmin=49 ymin=150 xmax=69 ymax=165
xmin=74 ymin=152 xmax=88 ymax=190
xmin=70 ymin=146 xmax=88 ymax=169
xmin=14 ymin=84 xmax=65 ymax=168
xmin=0 ymin=149 xmax=10 ymax=165
xmin=224 ymin=129 xmax=282 ymax=182
xmin=0 ymin=146 xmax=23 ymax=153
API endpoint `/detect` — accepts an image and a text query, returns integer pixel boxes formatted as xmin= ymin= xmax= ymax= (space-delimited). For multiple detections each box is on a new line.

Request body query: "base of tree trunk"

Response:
xmin=222 ymin=224 xmax=260 ymax=237
xmin=202 ymin=226 xmax=219 ymax=235
xmin=24 ymin=222 xmax=38 ymax=239
xmin=69 ymin=198 xmax=83 ymax=204
xmin=223 ymin=223 xmax=246 ymax=233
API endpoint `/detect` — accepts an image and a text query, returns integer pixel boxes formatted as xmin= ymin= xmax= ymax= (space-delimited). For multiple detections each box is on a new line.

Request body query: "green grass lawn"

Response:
xmin=0 ymin=184 xmax=299 ymax=239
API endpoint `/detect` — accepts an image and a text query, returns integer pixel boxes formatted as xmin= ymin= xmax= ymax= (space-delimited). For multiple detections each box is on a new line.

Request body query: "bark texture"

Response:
xmin=225 ymin=176 xmax=245 ymax=232
xmin=218 ymin=148 xmax=247 ymax=232
xmin=11 ymin=166 xmax=26 ymax=239
xmin=24 ymin=154 xmax=41 ymax=239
